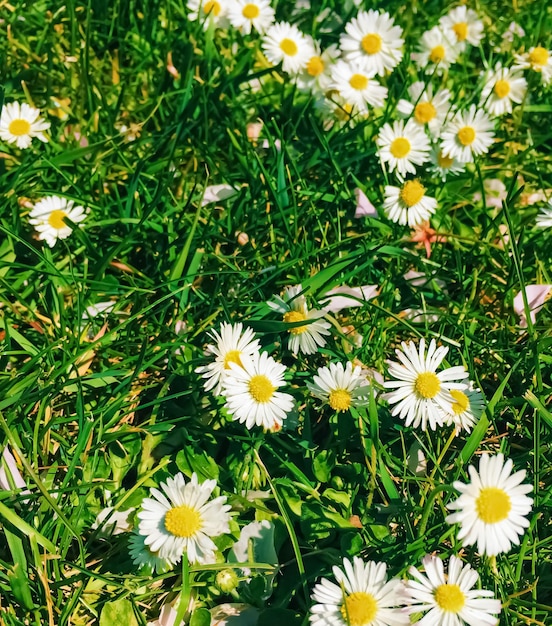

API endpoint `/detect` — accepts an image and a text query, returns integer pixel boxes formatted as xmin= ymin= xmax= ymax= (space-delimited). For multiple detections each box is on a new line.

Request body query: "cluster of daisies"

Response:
xmin=184 ymin=1 xmax=552 ymax=231
xmin=0 ymin=101 xmax=89 ymax=247
xmin=195 ymin=286 xmax=487 ymax=435
xmin=309 ymin=450 xmax=533 ymax=625
xmin=126 ymin=453 xmax=532 ymax=625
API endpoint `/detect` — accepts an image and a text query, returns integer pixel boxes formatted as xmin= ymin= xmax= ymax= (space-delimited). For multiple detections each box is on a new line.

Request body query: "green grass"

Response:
xmin=0 ymin=0 xmax=551 ymax=624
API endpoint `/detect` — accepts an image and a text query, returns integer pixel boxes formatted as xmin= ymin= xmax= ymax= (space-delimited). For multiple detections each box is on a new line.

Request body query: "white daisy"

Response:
xmin=481 ymin=64 xmax=527 ymax=117
xmin=439 ymin=5 xmax=485 ymax=51
xmin=227 ymin=0 xmax=274 ymax=35
xmin=413 ymin=26 xmax=460 ymax=75
xmin=429 ymin=146 xmax=466 ymax=181
xmin=187 ymin=0 xmax=229 ymax=28
xmin=513 ymin=45 xmax=552 ymax=85
xmin=330 ymin=60 xmax=388 ymax=114
xmin=440 ymin=105 xmax=495 ymax=163
xmin=137 ymin=472 xmax=231 ymax=565
xmin=262 ymin=21 xmax=311 ymax=74
xmin=267 ymin=285 xmax=331 ymax=355
xmin=403 ymin=554 xmax=501 ymax=626
xmin=221 ymin=351 xmax=294 ymax=430
xmin=339 ymin=9 xmax=404 ymax=77
xmin=28 ymin=195 xmax=88 ymax=248
xmin=0 ymin=102 xmax=50 ymax=150
xmin=446 ymin=453 xmax=534 ymax=556
xmin=376 ymin=120 xmax=431 ymax=179
xmin=383 ymin=338 xmax=468 ymax=431
xmin=442 ymin=386 xmax=485 ymax=433
xmin=195 ymin=322 xmax=261 ymax=396
xmin=396 ymin=82 xmax=451 ymax=135
xmin=129 ymin=531 xmax=176 ymax=574
xmin=383 ymin=181 xmax=437 ymax=227
xmin=310 ymin=556 xmax=409 ymax=626
xmin=536 ymin=200 xmax=552 ymax=227
xmin=295 ymin=39 xmax=340 ymax=97
xmin=308 ymin=362 xmax=370 ymax=413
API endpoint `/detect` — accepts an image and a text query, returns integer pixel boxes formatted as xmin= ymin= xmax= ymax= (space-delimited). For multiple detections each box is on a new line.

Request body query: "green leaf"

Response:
xmin=99 ymin=599 xmax=138 ymax=626
xmin=313 ymin=449 xmax=335 ymax=483
xmin=258 ymin=608 xmax=301 ymax=626
xmin=190 ymin=608 xmax=211 ymax=626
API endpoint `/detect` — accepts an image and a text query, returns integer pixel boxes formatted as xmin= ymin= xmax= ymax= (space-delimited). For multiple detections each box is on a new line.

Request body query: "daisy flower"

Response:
xmin=330 ymin=60 xmax=388 ymax=114
xmin=137 ymin=472 xmax=231 ymax=565
xmin=442 ymin=386 xmax=485 ymax=433
xmin=187 ymin=0 xmax=229 ymax=28
xmin=129 ymin=531 xmax=177 ymax=574
xmin=221 ymin=351 xmax=294 ymax=430
xmin=227 ymin=0 xmax=274 ymax=35
xmin=339 ymin=9 xmax=404 ymax=77
xmin=481 ymin=64 xmax=527 ymax=117
xmin=440 ymin=105 xmax=495 ymax=163
xmin=413 ymin=26 xmax=460 ymax=75
xmin=295 ymin=39 xmax=340 ymax=97
xmin=308 ymin=362 xmax=370 ymax=413
xmin=403 ymin=554 xmax=501 ymax=625
xmin=429 ymin=146 xmax=466 ymax=181
xmin=262 ymin=21 xmax=311 ymax=74
xmin=396 ymin=82 xmax=451 ymax=135
xmin=513 ymin=45 xmax=552 ymax=85
xmin=439 ymin=5 xmax=485 ymax=50
xmin=376 ymin=120 xmax=431 ymax=179
xmin=383 ymin=181 xmax=437 ymax=227
xmin=0 ymin=101 xmax=50 ymax=149
xmin=309 ymin=556 xmax=408 ymax=626
xmin=195 ymin=322 xmax=261 ymax=396
xmin=446 ymin=453 xmax=534 ymax=556
xmin=267 ymin=285 xmax=331 ymax=355
xmin=28 ymin=195 xmax=88 ymax=248
xmin=383 ymin=338 xmax=468 ymax=431
xmin=536 ymin=200 xmax=552 ymax=227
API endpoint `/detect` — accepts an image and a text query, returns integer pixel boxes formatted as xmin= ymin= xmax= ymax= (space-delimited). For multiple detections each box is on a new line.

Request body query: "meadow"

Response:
xmin=0 ymin=0 xmax=551 ymax=624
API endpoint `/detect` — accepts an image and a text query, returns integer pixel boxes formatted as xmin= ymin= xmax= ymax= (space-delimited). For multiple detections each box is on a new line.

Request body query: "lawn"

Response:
xmin=0 ymin=0 xmax=551 ymax=624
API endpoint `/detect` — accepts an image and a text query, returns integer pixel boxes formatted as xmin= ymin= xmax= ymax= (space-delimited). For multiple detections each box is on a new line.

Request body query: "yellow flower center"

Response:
xmin=494 ymin=79 xmax=511 ymax=99
xmin=361 ymin=33 xmax=382 ymax=55
xmin=414 ymin=371 xmax=441 ymax=399
xmin=328 ymin=388 xmax=352 ymax=412
xmin=389 ymin=137 xmax=411 ymax=158
xmin=48 ymin=209 xmax=68 ymax=230
xmin=307 ymin=55 xmax=325 ymax=76
xmin=8 ymin=118 xmax=32 ymax=137
xmin=340 ymin=592 xmax=378 ymax=626
xmin=349 ymin=74 xmax=368 ymax=90
xmin=336 ymin=102 xmax=354 ymax=121
xmin=283 ymin=310 xmax=308 ymax=335
xmin=242 ymin=3 xmax=259 ymax=19
xmin=437 ymin=150 xmax=454 ymax=168
xmin=434 ymin=584 xmax=466 ymax=612
xmin=414 ymin=101 xmax=437 ymax=124
xmin=529 ymin=46 xmax=549 ymax=68
xmin=475 ymin=487 xmax=511 ymax=523
xmin=164 ymin=505 xmax=202 ymax=537
xmin=429 ymin=45 xmax=446 ymax=63
xmin=280 ymin=38 xmax=298 ymax=57
xmin=453 ymin=22 xmax=468 ymax=42
xmin=399 ymin=180 xmax=425 ymax=207
xmin=457 ymin=126 xmax=476 ymax=146
xmin=203 ymin=0 xmax=221 ymax=16
xmin=450 ymin=389 xmax=469 ymax=414
xmin=249 ymin=374 xmax=276 ymax=403
xmin=223 ymin=350 xmax=243 ymax=369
